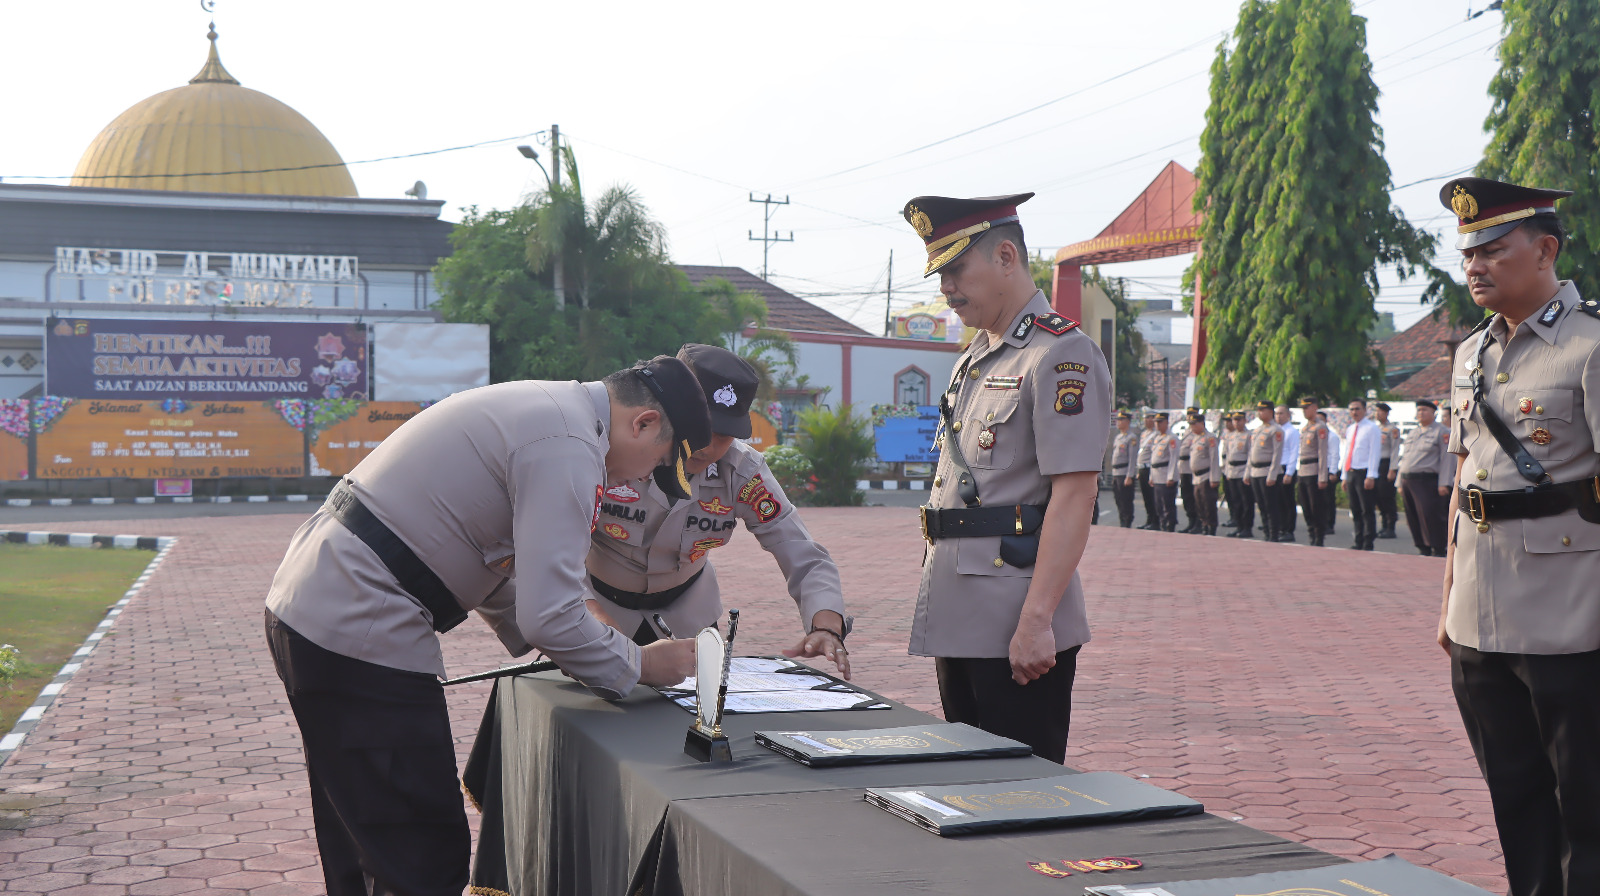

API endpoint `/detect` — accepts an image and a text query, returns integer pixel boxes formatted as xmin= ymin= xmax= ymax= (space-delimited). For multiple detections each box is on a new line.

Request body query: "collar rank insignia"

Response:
xmin=1539 ymin=299 xmax=1564 ymax=326
xmin=1026 ymin=861 xmax=1072 ymax=878
xmin=705 ymin=461 xmax=719 ymax=480
xmin=698 ymin=496 xmax=733 ymax=515
xmin=1034 ymin=313 xmax=1079 ymax=335
xmin=1012 ymin=314 xmax=1037 ymax=340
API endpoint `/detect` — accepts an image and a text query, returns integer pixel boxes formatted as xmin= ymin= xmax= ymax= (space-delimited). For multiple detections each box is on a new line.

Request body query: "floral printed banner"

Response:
xmin=34 ymin=398 xmax=304 ymax=479
xmin=0 ymin=399 xmax=27 ymax=481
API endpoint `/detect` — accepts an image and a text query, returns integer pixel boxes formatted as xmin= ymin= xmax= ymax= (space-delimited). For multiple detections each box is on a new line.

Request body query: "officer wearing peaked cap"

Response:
xmin=1436 ymin=176 xmax=1600 ymax=896
xmin=586 ymin=344 xmax=851 ymax=676
xmin=904 ymin=192 xmax=1111 ymax=763
xmin=1110 ymin=410 xmax=1139 ymax=527
xmin=265 ymin=357 xmax=713 ymax=895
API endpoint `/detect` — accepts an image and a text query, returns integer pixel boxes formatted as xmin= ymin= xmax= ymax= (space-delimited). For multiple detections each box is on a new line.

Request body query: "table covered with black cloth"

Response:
xmin=463 ymin=668 xmax=1338 ymax=896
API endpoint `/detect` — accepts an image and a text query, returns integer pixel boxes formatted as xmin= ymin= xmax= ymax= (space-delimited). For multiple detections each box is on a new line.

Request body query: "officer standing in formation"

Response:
xmin=1224 ymin=411 xmax=1256 ymax=537
xmin=586 ymin=344 xmax=850 ymax=676
xmin=1321 ymin=410 xmax=1341 ymax=535
xmin=1137 ymin=411 xmax=1159 ymax=529
xmin=1274 ymin=404 xmax=1300 ymax=543
xmin=905 ymin=192 xmax=1110 ymax=763
xmin=1148 ymin=413 xmax=1180 ymax=531
xmin=264 ymin=358 xmax=712 ymax=895
xmin=1437 ymin=176 xmax=1600 ymax=896
xmin=1295 ymin=397 xmax=1332 ymax=547
xmin=1111 ymin=410 xmax=1139 ymax=527
xmin=1186 ymin=411 xmax=1221 ymax=535
xmin=1178 ymin=406 xmax=1201 ymax=533
xmin=1341 ymin=398 xmax=1381 ymax=550
xmin=1248 ymin=401 xmax=1285 ymax=541
xmin=1397 ymin=398 xmax=1450 ymax=557
xmin=1373 ymin=401 xmax=1402 ymax=539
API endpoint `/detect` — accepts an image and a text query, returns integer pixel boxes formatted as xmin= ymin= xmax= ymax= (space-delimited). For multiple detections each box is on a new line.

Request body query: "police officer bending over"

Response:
xmin=1437 ymin=177 xmax=1600 ymax=896
xmin=587 ymin=343 xmax=851 ymax=677
xmin=265 ymin=357 xmax=712 ymax=896
xmin=903 ymin=192 xmax=1111 ymax=763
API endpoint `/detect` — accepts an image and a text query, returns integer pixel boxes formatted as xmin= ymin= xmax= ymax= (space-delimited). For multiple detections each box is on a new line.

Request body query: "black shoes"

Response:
xmin=1377 ymin=527 xmax=1397 ymax=539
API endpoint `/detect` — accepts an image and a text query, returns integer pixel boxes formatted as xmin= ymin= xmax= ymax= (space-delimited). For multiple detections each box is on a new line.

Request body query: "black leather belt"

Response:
xmin=1152 ymin=461 xmax=1170 ymax=468
xmin=590 ymin=568 xmax=705 ymax=612
xmin=1179 ymin=454 xmax=1191 ymax=461
xmin=1400 ymin=471 xmax=1439 ymax=480
xmin=1229 ymin=460 xmax=1247 ymax=466
xmin=920 ymin=504 xmax=1046 ymax=541
xmin=326 ymin=480 xmax=467 ymax=633
xmin=1459 ymin=477 xmax=1600 ymax=524
xmin=1250 ymin=462 xmax=1272 ymax=469
xmin=1112 ymin=465 xmax=1129 ymax=472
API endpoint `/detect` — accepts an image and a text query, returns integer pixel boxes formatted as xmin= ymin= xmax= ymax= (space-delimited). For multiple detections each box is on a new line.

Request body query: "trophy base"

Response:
xmin=684 ymin=726 xmax=733 ymax=763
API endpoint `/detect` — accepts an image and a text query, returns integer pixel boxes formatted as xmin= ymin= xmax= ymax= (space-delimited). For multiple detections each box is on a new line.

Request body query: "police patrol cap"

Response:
xmin=1255 ymin=400 xmax=1274 ymax=411
xmin=1441 ymin=176 xmax=1572 ymax=250
xmin=1374 ymin=401 xmax=1391 ymax=412
xmin=1299 ymin=396 xmax=1319 ymax=407
xmin=902 ymin=193 xmax=1034 ymax=277
xmin=630 ymin=356 xmax=713 ymax=501
xmin=1415 ymin=398 xmax=1439 ymax=410
xmin=677 ymin=343 xmax=758 ymax=439
xmin=1116 ymin=409 xmax=1133 ymax=420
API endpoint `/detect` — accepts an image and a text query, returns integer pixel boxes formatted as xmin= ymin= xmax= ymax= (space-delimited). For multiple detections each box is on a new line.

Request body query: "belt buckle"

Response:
xmin=1464 ymin=487 xmax=1487 ymax=524
xmin=919 ymin=506 xmax=933 ymax=544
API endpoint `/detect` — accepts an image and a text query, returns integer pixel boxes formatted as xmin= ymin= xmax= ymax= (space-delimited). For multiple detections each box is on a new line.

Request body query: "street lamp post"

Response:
xmin=516 ymin=135 xmax=566 ymax=311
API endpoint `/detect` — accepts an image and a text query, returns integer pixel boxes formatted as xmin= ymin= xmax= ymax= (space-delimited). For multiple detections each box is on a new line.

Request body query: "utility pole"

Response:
xmin=550 ymin=124 xmax=566 ymax=311
xmin=883 ymin=250 xmax=894 ymax=336
xmin=747 ymin=193 xmax=794 ymax=280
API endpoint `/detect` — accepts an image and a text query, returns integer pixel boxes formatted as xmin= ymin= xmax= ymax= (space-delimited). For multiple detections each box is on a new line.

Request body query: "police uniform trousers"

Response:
xmin=265 ymin=611 xmax=470 ymax=896
xmin=1343 ymin=467 xmax=1378 ymax=548
xmin=1296 ymin=473 xmax=1327 ymax=542
xmin=937 ymin=646 xmax=1081 ymax=764
xmin=1375 ymin=458 xmax=1398 ymax=529
xmin=1194 ymin=479 xmax=1219 ymax=532
xmin=1400 ymin=473 xmax=1448 ymax=556
xmin=1226 ymin=472 xmax=1254 ymax=533
xmin=1137 ymin=466 xmax=1156 ymax=527
xmin=1153 ymin=472 xmax=1178 ymax=531
xmin=1453 ymin=644 xmax=1600 ymax=896
xmin=1323 ymin=473 xmax=1340 ymax=531
xmin=1249 ymin=471 xmax=1278 ymax=537
xmin=1275 ymin=472 xmax=1297 ymax=536
xmin=1179 ymin=471 xmax=1197 ymax=529
xmin=1112 ymin=468 xmax=1136 ymax=528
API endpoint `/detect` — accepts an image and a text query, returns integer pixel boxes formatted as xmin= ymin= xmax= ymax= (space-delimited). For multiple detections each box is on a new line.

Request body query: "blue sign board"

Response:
xmin=873 ymin=405 xmax=941 ymax=463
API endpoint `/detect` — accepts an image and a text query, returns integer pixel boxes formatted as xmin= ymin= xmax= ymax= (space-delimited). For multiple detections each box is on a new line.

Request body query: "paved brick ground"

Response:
xmin=0 ymin=507 xmax=1504 ymax=894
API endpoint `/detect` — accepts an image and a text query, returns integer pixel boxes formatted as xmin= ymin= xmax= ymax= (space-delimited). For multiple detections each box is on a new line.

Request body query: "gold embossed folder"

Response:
xmin=865 ymin=772 xmax=1202 ymax=836
xmin=755 ymin=723 xmax=1030 ymax=767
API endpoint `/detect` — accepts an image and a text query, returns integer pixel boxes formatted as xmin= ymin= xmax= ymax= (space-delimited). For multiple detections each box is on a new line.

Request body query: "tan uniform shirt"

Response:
xmin=1297 ymin=420 xmax=1330 ymax=482
xmin=913 ymin=292 xmax=1111 ymax=658
xmin=1248 ymin=421 xmax=1283 ymax=478
xmin=1397 ymin=420 xmax=1448 ymax=475
xmin=1110 ymin=429 xmax=1138 ymax=477
xmin=1137 ymin=428 xmax=1155 ymax=468
xmin=1176 ymin=432 xmax=1193 ymax=477
xmin=265 ymin=380 xmax=642 ymax=697
xmin=586 ymin=441 xmax=845 ymax=640
xmin=1447 ymin=281 xmax=1600 ymax=654
xmin=1379 ymin=422 xmax=1401 ymax=466
xmin=1224 ymin=429 xmax=1249 ymax=479
xmin=1188 ymin=431 xmax=1220 ymax=484
xmin=1149 ymin=432 xmax=1180 ymax=485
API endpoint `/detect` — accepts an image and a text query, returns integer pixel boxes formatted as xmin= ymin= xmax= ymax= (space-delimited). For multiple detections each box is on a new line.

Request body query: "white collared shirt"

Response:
xmin=1278 ymin=422 xmax=1299 ymax=472
xmin=1341 ymin=417 xmax=1381 ymax=473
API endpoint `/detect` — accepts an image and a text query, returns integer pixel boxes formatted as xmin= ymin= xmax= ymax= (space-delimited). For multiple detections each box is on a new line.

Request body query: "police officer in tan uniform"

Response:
xmin=1187 ymin=411 xmax=1221 ymax=535
xmin=904 ymin=192 xmax=1111 ymax=763
xmin=265 ymin=358 xmax=712 ymax=896
xmin=1224 ymin=411 xmax=1255 ymax=537
xmin=1247 ymin=400 xmax=1284 ymax=541
xmin=1177 ymin=405 xmax=1201 ymax=533
xmin=1136 ymin=411 xmax=1159 ymax=529
xmin=1148 ymin=413 xmax=1180 ymax=532
xmin=1436 ymin=177 xmax=1600 ymax=896
xmin=1296 ymin=397 xmax=1332 ymax=546
xmin=1110 ymin=409 xmax=1139 ymax=527
xmin=1398 ymin=398 xmax=1450 ymax=557
xmin=1373 ymin=401 xmax=1401 ymax=538
xmin=587 ymin=344 xmax=850 ymax=675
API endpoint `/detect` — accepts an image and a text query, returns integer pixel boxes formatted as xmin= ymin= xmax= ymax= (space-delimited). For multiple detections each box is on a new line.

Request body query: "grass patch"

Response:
xmin=0 ymin=544 xmax=153 ymax=733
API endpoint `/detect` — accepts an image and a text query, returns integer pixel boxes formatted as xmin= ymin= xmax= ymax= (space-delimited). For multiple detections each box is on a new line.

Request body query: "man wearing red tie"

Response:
xmin=1341 ymin=398 xmax=1381 ymax=550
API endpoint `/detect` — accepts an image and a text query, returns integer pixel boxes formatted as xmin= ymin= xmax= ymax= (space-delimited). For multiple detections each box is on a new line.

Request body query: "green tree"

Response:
xmin=1192 ymin=0 xmax=1442 ymax=406
xmin=435 ymin=155 xmax=735 ymax=382
xmin=1477 ymin=0 xmax=1600 ymax=302
xmin=1085 ymin=267 xmax=1151 ymax=408
xmin=695 ymin=276 xmax=796 ymax=403
xmin=793 ymin=404 xmax=875 ymax=506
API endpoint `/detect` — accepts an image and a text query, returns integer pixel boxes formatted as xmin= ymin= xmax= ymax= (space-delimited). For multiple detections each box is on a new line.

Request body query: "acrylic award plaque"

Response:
xmin=684 ymin=609 xmax=740 ymax=762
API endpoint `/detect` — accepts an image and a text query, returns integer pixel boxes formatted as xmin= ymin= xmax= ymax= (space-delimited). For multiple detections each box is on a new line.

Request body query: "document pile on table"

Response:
xmin=658 ymin=656 xmax=889 ymax=714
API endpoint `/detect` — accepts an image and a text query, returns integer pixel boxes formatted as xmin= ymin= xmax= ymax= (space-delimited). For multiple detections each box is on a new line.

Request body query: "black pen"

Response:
xmin=653 ymin=614 xmax=674 ymax=639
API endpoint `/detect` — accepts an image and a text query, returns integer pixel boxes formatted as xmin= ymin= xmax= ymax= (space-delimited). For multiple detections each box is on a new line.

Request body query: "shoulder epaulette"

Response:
xmin=1576 ymin=298 xmax=1600 ymax=321
xmin=1034 ymin=313 xmax=1079 ymax=335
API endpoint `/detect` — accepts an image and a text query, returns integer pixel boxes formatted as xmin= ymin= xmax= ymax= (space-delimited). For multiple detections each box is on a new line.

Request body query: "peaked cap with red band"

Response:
xmin=902 ymin=192 xmax=1034 ymax=276
xmin=1441 ymin=176 xmax=1572 ymax=250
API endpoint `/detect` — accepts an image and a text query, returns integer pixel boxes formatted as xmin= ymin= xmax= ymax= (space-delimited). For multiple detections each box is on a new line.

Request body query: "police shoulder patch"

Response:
xmin=1054 ymin=379 xmax=1086 ymax=416
xmin=1034 ymin=313 xmax=1080 ymax=335
xmin=1053 ymin=361 xmax=1089 ymax=373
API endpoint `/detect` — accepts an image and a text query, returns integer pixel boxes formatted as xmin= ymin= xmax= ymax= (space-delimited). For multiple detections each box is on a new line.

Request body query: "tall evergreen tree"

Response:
xmin=1193 ymin=0 xmax=1437 ymax=406
xmin=1478 ymin=0 xmax=1600 ymax=300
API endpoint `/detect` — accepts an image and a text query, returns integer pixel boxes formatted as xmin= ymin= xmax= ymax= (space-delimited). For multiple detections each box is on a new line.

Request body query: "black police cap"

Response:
xmin=630 ymin=357 xmax=712 ymax=500
xmin=1415 ymin=399 xmax=1438 ymax=410
xmin=677 ymin=343 xmax=759 ymax=439
xmin=1441 ymin=177 xmax=1572 ymax=250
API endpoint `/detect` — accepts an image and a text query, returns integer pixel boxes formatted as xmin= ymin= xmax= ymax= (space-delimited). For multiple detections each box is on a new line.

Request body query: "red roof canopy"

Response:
xmin=1055 ymin=161 xmax=1201 ymax=266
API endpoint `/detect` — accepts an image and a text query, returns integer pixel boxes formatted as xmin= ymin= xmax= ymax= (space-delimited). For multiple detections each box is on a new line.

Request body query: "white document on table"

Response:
xmin=673 ymin=689 xmax=886 ymax=714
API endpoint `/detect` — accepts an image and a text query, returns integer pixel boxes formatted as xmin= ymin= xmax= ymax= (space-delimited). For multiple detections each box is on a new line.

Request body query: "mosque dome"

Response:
xmin=70 ymin=28 xmax=358 ymax=197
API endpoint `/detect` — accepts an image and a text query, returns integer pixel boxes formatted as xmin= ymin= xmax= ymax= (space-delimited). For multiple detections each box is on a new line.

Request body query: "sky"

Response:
xmin=1 ymin=0 xmax=1508 ymax=342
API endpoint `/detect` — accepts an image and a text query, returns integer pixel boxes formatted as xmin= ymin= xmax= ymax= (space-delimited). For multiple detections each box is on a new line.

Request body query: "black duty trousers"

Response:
xmin=1153 ymin=480 xmax=1178 ymax=531
xmin=1375 ymin=458 xmax=1398 ymax=527
xmin=1344 ymin=467 xmax=1378 ymax=545
xmin=1295 ymin=472 xmax=1327 ymax=539
xmin=937 ymin=646 xmax=1081 ymax=764
xmin=1112 ymin=471 xmax=1136 ymax=527
xmin=1249 ymin=475 xmax=1278 ymax=535
xmin=1225 ymin=474 xmax=1253 ymax=531
xmin=1275 ymin=472 xmax=1297 ymax=535
xmin=265 ymin=610 xmax=470 ymax=896
xmin=1194 ymin=478 xmax=1218 ymax=530
xmin=1452 ymin=644 xmax=1600 ymax=896
xmin=1401 ymin=472 xmax=1449 ymax=553
xmin=1179 ymin=472 xmax=1197 ymax=527
xmin=1138 ymin=467 xmax=1156 ymax=525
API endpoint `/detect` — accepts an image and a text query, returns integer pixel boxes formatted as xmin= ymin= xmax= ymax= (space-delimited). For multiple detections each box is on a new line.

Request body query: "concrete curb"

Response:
xmin=0 ymin=532 xmax=178 ymax=768
xmin=4 ymin=494 xmax=320 ymax=507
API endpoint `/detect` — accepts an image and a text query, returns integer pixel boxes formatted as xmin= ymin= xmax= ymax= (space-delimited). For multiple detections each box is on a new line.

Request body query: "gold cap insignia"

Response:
xmin=908 ymin=204 xmax=933 ymax=238
xmin=1451 ymin=185 xmax=1479 ymax=221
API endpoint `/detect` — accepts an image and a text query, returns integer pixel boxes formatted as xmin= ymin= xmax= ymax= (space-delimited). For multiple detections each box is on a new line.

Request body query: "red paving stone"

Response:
xmin=0 ymin=508 xmax=1506 ymax=893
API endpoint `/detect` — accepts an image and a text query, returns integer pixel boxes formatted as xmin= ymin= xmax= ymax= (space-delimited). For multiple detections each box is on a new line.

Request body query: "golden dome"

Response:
xmin=70 ymin=29 xmax=358 ymax=197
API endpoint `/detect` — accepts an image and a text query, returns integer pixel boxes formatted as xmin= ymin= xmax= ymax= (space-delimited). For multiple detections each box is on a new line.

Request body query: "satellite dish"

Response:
xmin=405 ymin=180 xmax=428 ymax=200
